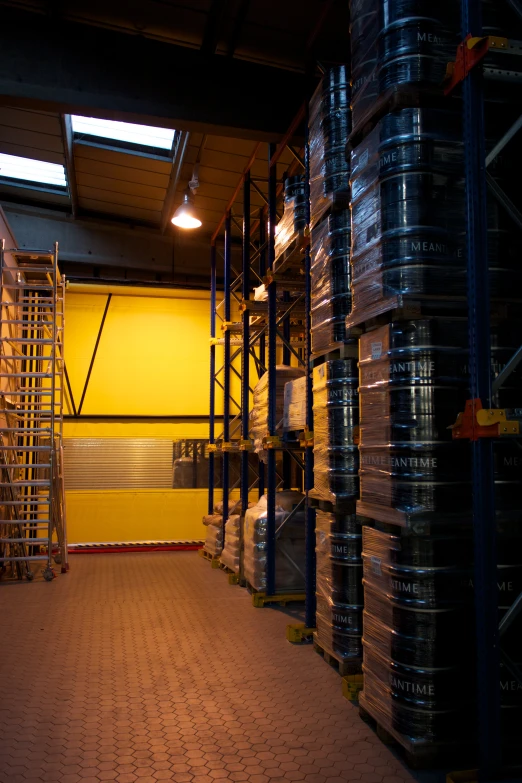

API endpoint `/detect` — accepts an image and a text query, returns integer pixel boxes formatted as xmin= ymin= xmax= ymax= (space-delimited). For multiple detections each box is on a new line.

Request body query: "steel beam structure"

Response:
xmin=208 ymin=245 xmax=217 ymax=514
xmin=0 ymin=8 xmax=307 ymax=142
xmin=462 ymin=0 xmax=500 ymax=776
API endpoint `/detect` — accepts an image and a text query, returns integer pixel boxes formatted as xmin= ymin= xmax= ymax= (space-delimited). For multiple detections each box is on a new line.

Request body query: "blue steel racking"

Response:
xmin=207 ymin=119 xmax=316 ymax=621
xmin=459 ymin=0 xmax=522 ymax=776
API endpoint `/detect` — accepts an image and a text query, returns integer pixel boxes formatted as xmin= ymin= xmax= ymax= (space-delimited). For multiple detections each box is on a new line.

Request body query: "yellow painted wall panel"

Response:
xmin=66 ymin=489 xmax=209 ymax=543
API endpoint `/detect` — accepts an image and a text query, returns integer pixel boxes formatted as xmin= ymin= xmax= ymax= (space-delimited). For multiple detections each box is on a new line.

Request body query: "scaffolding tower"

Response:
xmin=0 ymin=241 xmax=67 ymax=581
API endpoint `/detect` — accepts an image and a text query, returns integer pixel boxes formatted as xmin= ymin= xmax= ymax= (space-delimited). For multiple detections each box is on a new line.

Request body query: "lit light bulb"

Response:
xmin=171 ymin=192 xmax=202 ymax=229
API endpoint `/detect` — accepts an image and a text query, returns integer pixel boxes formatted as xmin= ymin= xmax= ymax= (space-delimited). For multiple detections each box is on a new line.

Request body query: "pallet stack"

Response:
xmin=348 ymin=0 xmax=522 ymax=764
xmin=308 ymin=65 xmax=366 ymax=677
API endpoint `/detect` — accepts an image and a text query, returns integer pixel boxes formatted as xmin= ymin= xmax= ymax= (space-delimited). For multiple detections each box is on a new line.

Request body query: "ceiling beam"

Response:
xmin=227 ymin=0 xmax=251 ymax=58
xmin=201 ymin=0 xmax=228 ymax=56
xmin=59 ymin=113 xmax=78 ymax=219
xmin=0 ymin=8 xmax=307 ymax=142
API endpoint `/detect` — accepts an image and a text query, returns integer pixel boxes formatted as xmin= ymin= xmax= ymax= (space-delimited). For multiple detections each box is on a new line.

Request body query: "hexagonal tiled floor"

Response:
xmin=0 ymin=553 xmax=444 ymax=783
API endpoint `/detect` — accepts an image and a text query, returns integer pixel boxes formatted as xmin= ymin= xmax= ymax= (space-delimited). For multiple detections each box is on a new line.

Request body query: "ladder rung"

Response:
xmin=0 ymin=480 xmax=50 ymax=487
xmin=0 ymin=426 xmax=51 ymax=431
xmin=0 ymin=556 xmax=48 ymax=562
xmin=1 ymin=284 xmax=54 ymax=290
xmin=0 ymin=538 xmax=49 ymax=544
xmin=0 ymin=521 xmax=50 ymax=525
xmin=0 ymin=501 xmax=50 ymax=505
xmin=0 ymin=338 xmax=54 ymax=344
xmin=0 ymin=373 xmax=53 ymax=377
xmin=7 ymin=265 xmax=54 ymax=273
xmin=0 ymin=446 xmax=51 ymax=451
xmin=1 ymin=391 xmax=54 ymax=396
xmin=0 ymin=298 xmax=55 ymax=303
xmin=1 ymin=464 xmax=51 ymax=469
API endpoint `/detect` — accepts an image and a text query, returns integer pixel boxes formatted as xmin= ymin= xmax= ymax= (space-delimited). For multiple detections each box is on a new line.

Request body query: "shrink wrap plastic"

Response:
xmin=203 ymin=515 xmax=223 ymax=556
xmin=249 ymin=366 xmax=305 ymax=460
xmin=214 ymin=499 xmax=242 ymax=516
xmin=309 ymin=66 xmax=351 ymax=228
xmin=350 ymin=0 xmax=459 ymax=127
xmin=361 ymin=526 xmax=474 ymax=745
xmin=311 ymin=210 xmax=354 ymax=354
xmin=348 ymin=108 xmax=466 ymax=327
xmin=219 ymin=514 xmax=241 ymax=573
xmin=358 ymin=318 xmax=522 ymax=523
xmin=315 ymin=511 xmax=363 ymax=661
xmin=361 ymin=524 xmax=522 ymax=744
xmin=283 ymin=376 xmax=307 ymax=433
xmin=275 ymin=176 xmax=306 ymax=263
xmin=358 ymin=318 xmax=471 ymax=522
xmin=244 ymin=492 xmax=306 ymax=592
xmin=312 ymin=359 xmax=359 ymax=503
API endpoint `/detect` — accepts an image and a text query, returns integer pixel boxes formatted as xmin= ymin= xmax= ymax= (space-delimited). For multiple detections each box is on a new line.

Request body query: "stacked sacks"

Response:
xmin=315 ymin=511 xmax=364 ymax=665
xmin=203 ymin=515 xmax=224 ymax=557
xmin=283 ymin=376 xmax=307 ymax=434
xmin=348 ymin=107 xmax=465 ymax=327
xmin=219 ymin=515 xmax=241 ymax=574
xmin=275 ymin=175 xmax=307 ymax=265
xmin=312 ymin=359 xmax=360 ymax=504
xmin=243 ymin=491 xmax=305 ymax=592
xmin=249 ymin=366 xmax=304 ymax=460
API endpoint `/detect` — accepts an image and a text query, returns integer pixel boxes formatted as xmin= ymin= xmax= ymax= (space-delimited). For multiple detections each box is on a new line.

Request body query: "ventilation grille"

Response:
xmin=64 ymin=438 xmax=173 ymax=489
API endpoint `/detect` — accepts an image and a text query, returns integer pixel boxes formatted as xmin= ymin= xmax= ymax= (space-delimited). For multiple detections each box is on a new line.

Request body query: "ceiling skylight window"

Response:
xmin=0 ymin=153 xmax=67 ymax=188
xmin=71 ymin=116 xmax=175 ymax=154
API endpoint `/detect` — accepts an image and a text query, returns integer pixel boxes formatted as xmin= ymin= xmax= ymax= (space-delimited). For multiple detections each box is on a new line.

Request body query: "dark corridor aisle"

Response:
xmin=0 ymin=553 xmax=439 ymax=783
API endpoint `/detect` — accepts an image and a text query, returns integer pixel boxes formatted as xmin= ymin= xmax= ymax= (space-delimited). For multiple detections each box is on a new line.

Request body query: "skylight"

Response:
xmin=71 ymin=116 xmax=175 ymax=151
xmin=0 ymin=153 xmax=67 ymax=187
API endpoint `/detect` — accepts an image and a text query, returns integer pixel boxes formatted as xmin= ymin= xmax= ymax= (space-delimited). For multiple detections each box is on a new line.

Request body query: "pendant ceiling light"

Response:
xmin=171 ymin=190 xmax=202 ymax=229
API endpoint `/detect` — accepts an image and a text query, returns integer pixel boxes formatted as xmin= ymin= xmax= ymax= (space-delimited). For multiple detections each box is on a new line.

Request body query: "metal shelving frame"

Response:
xmin=461 ymin=0 xmax=522 ymax=777
xmin=207 ymin=121 xmax=315 ymax=617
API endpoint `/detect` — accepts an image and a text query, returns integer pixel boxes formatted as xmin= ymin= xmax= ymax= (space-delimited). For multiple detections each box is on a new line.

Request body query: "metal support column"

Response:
xmin=208 ymin=244 xmax=217 ymax=514
xmin=222 ymin=214 xmax=232 ymax=537
xmin=304 ymin=118 xmax=316 ymax=631
xmin=282 ymin=290 xmax=292 ymax=490
xmin=266 ymin=142 xmax=277 ymax=596
xmin=241 ymin=174 xmax=251 ymax=515
xmin=258 ymin=207 xmax=266 ymax=500
xmin=462 ymin=0 xmax=501 ymax=776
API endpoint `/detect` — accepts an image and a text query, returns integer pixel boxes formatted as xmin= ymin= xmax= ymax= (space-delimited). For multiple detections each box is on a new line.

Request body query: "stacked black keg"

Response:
xmin=348 ymin=106 xmax=466 ymax=327
xmin=313 ymin=358 xmax=365 ymax=666
xmin=310 ymin=66 xmax=354 ymax=354
xmin=350 ymin=0 xmax=522 ymax=757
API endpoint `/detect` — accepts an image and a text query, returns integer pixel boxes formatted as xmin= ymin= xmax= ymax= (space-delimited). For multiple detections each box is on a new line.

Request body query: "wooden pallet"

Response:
xmin=349 ymin=83 xmax=448 ymax=150
xmin=342 ymin=674 xmax=364 ymax=702
xmin=218 ymin=560 xmax=243 ymax=585
xmin=308 ymin=493 xmax=357 ymax=516
xmin=311 ymin=339 xmax=359 ymax=366
xmin=310 ymin=190 xmax=351 ymax=231
xmin=313 ymin=638 xmax=362 ymax=677
xmin=358 ymin=699 xmax=473 ymax=771
xmin=198 ymin=548 xmax=221 ymax=569
xmin=246 ymin=583 xmax=306 ymax=608
xmin=273 ymin=230 xmax=308 ymax=276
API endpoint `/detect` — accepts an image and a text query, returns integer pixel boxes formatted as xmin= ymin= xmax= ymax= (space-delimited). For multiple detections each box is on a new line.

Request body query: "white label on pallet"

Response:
xmin=371 ymin=341 xmax=382 ymax=360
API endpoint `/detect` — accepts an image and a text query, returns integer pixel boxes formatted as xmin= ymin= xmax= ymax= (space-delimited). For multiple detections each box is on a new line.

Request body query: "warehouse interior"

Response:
xmin=0 ymin=1 xmax=521 ymax=782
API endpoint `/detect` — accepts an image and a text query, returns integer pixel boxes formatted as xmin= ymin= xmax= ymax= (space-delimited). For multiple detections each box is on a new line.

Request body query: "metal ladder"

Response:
xmin=0 ymin=241 xmax=67 ymax=581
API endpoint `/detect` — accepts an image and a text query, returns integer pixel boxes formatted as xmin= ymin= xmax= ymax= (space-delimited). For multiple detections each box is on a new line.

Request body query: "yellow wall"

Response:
xmin=64 ymin=287 xmax=219 ymax=544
